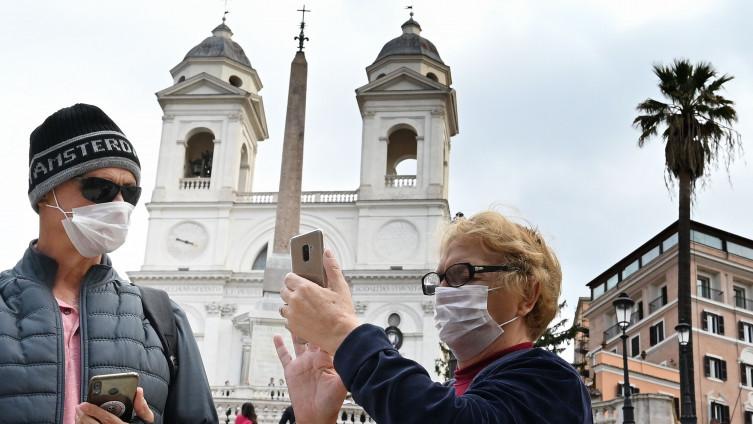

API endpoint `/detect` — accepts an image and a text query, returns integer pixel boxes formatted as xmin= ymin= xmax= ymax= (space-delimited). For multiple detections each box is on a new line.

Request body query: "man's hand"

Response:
xmin=274 ymin=335 xmax=347 ymax=424
xmin=280 ymin=249 xmax=360 ymax=354
xmin=76 ymin=387 xmax=154 ymax=424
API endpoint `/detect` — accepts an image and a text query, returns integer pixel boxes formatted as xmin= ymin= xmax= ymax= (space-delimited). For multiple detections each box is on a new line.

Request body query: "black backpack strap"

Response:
xmin=139 ymin=286 xmax=179 ymax=382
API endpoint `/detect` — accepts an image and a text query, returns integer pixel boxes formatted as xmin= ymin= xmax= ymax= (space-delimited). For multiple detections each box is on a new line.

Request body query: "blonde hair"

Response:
xmin=441 ymin=211 xmax=562 ymax=339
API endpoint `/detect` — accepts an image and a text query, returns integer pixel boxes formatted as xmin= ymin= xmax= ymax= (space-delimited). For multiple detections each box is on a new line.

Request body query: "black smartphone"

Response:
xmin=290 ymin=229 xmax=328 ymax=287
xmin=87 ymin=372 xmax=139 ymax=419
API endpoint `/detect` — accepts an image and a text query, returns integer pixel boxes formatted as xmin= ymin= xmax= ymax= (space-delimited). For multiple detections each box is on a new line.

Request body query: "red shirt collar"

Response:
xmin=453 ymin=342 xmax=534 ymax=396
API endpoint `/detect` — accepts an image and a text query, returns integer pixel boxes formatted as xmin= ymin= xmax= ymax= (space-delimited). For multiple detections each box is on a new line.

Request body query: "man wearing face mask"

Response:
xmin=0 ymin=104 xmax=217 ymax=424
xmin=275 ymin=211 xmax=593 ymax=423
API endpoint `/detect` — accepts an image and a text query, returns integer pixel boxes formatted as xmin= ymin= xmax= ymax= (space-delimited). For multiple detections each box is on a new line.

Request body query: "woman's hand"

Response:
xmin=280 ymin=249 xmax=360 ymax=354
xmin=274 ymin=336 xmax=347 ymax=424
xmin=75 ymin=387 xmax=154 ymax=424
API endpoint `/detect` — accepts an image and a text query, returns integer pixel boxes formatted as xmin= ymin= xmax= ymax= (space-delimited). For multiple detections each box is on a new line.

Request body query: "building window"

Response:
xmin=606 ymin=274 xmax=619 ymax=291
xmin=710 ymin=401 xmax=730 ymax=423
xmin=229 ymin=75 xmax=243 ymax=88
xmin=616 ymin=383 xmax=640 ymax=397
xmin=252 ymin=244 xmax=268 ymax=270
xmin=745 ymin=410 xmax=753 ymax=424
xmin=592 ymin=282 xmax=605 ymax=299
xmin=662 ymin=233 xmax=678 ymax=251
xmin=704 ymin=356 xmax=727 ymax=381
xmin=740 ymin=321 xmax=753 ymax=343
xmin=741 ymin=363 xmax=753 ymax=388
xmin=623 ymin=259 xmax=639 ymax=279
xmin=649 ymin=286 xmax=668 ymax=314
xmin=631 ymin=300 xmax=643 ymax=324
xmin=426 ymin=72 xmax=438 ymax=82
xmin=736 ymin=286 xmax=751 ymax=310
xmin=641 ymin=245 xmax=661 ymax=265
xmin=698 ymin=275 xmax=711 ymax=298
xmin=630 ymin=335 xmax=640 ymax=357
xmin=692 ymin=230 xmax=723 ymax=250
xmin=729 ymin=241 xmax=753 ymax=261
xmin=649 ymin=322 xmax=665 ymax=346
xmin=702 ymin=312 xmax=725 ymax=335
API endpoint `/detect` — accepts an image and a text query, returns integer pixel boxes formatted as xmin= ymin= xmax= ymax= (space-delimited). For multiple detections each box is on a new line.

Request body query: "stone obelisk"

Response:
xmin=263 ymin=8 xmax=310 ymax=294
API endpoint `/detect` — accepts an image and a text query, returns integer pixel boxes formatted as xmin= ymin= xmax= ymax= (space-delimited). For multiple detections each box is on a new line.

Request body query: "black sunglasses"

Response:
xmin=78 ymin=177 xmax=142 ymax=206
xmin=421 ymin=262 xmax=522 ymax=295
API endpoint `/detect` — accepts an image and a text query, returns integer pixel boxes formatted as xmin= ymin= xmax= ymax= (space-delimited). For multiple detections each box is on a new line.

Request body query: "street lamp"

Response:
xmin=675 ymin=322 xmax=696 ymax=423
xmin=613 ymin=292 xmax=635 ymax=424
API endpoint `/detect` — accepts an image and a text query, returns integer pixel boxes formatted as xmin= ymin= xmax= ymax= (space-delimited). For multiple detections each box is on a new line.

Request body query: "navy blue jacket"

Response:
xmin=334 ymin=324 xmax=593 ymax=423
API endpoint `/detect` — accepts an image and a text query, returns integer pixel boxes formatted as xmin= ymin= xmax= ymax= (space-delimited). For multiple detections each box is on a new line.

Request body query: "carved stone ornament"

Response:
xmin=221 ymin=303 xmax=238 ymax=318
xmin=421 ymin=301 xmax=435 ymax=314
xmin=205 ymin=302 xmax=221 ymax=316
xmin=354 ymin=301 xmax=368 ymax=315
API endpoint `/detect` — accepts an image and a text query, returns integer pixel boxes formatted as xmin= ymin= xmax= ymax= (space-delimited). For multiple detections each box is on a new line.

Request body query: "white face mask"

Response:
xmin=434 ymin=284 xmax=519 ymax=362
xmin=46 ymin=190 xmax=134 ymax=258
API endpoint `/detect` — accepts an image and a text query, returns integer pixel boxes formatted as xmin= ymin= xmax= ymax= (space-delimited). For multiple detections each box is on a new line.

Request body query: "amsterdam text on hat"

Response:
xmin=27 ymin=104 xmax=141 ymax=212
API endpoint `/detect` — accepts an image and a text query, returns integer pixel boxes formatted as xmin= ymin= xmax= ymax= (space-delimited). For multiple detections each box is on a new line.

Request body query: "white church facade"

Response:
xmin=127 ymin=15 xmax=459 ymax=410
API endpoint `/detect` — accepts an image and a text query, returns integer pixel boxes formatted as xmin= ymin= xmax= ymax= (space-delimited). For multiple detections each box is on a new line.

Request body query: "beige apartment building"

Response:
xmin=577 ymin=220 xmax=753 ymax=423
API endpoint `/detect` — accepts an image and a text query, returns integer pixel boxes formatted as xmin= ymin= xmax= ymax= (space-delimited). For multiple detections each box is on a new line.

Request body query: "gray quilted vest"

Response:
xmin=0 ymin=247 xmax=171 ymax=423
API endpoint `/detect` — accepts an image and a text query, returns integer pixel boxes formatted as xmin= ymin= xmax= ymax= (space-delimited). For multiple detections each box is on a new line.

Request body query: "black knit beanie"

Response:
xmin=28 ymin=103 xmax=141 ymax=212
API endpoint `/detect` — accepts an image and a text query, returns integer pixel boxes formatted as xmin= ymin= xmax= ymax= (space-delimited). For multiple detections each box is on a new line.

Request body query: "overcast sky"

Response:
xmin=2 ymin=0 xmax=752 ymax=359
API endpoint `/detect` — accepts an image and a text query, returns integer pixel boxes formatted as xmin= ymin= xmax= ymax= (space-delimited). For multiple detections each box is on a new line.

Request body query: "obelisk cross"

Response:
xmin=295 ymin=5 xmax=311 ymax=52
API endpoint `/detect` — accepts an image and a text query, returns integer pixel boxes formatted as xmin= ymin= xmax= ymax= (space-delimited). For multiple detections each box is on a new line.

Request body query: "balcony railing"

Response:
xmin=385 ymin=174 xmax=416 ymax=188
xmin=735 ymin=295 xmax=753 ymax=311
xmin=180 ymin=177 xmax=211 ymax=190
xmin=698 ymin=284 xmax=724 ymax=302
xmin=648 ymin=294 xmax=667 ymax=314
xmin=235 ymin=191 xmax=358 ymax=204
xmin=603 ymin=323 xmax=621 ymax=341
xmin=212 ymin=385 xmax=373 ymax=424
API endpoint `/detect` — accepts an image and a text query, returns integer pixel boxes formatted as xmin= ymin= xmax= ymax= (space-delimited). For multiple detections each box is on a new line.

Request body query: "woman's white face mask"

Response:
xmin=46 ymin=189 xmax=134 ymax=258
xmin=433 ymin=284 xmax=519 ymax=362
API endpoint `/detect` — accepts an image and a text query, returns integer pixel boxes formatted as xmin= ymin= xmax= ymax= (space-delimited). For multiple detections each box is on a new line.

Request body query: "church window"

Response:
xmin=376 ymin=73 xmax=386 ymax=80
xmin=426 ymin=72 xmax=438 ymax=82
xmin=178 ymin=75 xmax=186 ymax=83
xmin=238 ymin=144 xmax=251 ymax=192
xmin=252 ymin=244 xmax=268 ymax=270
xmin=184 ymin=130 xmax=215 ymax=179
xmin=385 ymin=126 xmax=418 ymax=187
xmin=229 ymin=75 xmax=243 ymax=88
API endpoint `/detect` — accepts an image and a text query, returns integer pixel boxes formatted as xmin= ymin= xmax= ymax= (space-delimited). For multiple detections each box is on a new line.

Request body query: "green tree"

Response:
xmin=633 ymin=59 xmax=741 ymax=418
xmin=535 ymin=300 xmax=586 ymax=355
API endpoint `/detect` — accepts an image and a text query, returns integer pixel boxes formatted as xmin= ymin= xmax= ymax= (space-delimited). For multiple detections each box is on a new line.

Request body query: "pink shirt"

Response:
xmin=57 ymin=298 xmax=81 ymax=424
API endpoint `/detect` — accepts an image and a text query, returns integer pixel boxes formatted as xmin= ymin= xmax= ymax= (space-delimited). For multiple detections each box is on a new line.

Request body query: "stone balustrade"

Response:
xmin=384 ymin=174 xmax=416 ymax=188
xmin=236 ymin=191 xmax=358 ymax=204
xmin=180 ymin=177 xmax=211 ymax=190
xmin=592 ymin=393 xmax=677 ymax=424
xmin=212 ymin=385 xmax=374 ymax=424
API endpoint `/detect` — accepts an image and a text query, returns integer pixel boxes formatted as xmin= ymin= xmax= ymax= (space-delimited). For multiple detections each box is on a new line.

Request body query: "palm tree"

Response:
xmin=633 ymin=59 xmax=741 ymax=423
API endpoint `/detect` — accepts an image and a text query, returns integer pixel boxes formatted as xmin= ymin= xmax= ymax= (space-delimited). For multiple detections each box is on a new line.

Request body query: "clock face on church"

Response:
xmin=167 ymin=221 xmax=209 ymax=259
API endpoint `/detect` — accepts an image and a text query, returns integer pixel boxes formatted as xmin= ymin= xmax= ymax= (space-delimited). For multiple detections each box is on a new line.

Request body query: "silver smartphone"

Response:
xmin=290 ymin=229 xmax=328 ymax=287
xmin=87 ymin=372 xmax=139 ymax=419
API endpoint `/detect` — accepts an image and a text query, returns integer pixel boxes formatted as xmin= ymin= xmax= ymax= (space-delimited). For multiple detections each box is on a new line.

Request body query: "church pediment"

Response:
xmin=157 ymin=72 xmax=247 ymax=98
xmin=356 ymin=67 xmax=448 ymax=94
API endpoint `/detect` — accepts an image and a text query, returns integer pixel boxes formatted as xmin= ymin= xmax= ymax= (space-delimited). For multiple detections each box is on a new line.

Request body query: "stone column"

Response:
xmin=264 ymin=51 xmax=309 ymax=293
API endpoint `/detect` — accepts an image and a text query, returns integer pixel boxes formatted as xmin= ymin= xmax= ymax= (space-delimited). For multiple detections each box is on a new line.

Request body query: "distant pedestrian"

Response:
xmin=235 ymin=402 xmax=258 ymax=424
xmin=279 ymin=405 xmax=296 ymax=424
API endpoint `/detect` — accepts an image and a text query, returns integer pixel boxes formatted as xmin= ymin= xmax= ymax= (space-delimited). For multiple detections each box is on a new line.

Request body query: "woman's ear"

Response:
xmin=517 ymin=278 xmax=541 ymax=317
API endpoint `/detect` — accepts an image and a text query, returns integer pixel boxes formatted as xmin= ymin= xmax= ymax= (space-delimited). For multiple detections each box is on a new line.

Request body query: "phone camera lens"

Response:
xmin=302 ymin=244 xmax=310 ymax=262
xmin=93 ymin=381 xmax=102 ymax=394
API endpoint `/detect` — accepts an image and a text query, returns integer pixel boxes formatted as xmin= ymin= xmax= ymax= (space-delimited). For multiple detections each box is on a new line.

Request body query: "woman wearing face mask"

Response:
xmin=0 ymin=104 xmax=217 ymax=424
xmin=276 ymin=211 xmax=593 ymax=423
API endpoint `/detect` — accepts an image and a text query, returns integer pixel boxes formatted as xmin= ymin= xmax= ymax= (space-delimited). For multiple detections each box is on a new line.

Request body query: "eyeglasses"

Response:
xmin=78 ymin=177 xmax=142 ymax=206
xmin=421 ymin=262 xmax=522 ymax=295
